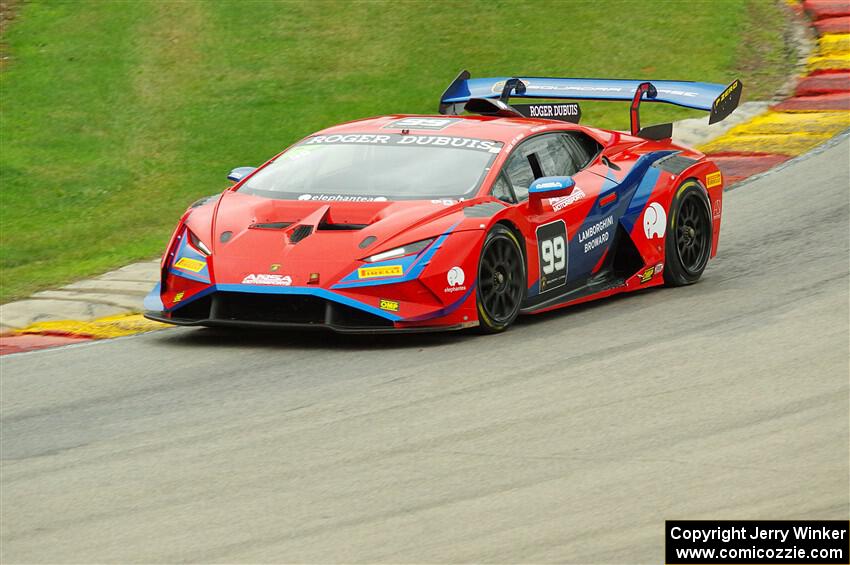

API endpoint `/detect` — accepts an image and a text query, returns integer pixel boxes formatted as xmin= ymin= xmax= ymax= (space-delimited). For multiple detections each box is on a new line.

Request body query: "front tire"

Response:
xmin=477 ymin=225 xmax=526 ymax=333
xmin=664 ymin=180 xmax=713 ymax=286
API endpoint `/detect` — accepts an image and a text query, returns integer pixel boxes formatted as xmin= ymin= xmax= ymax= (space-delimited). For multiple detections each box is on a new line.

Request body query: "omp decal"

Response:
xmin=379 ymin=299 xmax=400 ymax=312
xmin=536 ymin=220 xmax=568 ymax=293
xmin=358 ymin=265 xmax=404 ymax=279
xmin=174 ymin=257 xmax=205 ymax=272
xmin=706 ymin=171 xmax=722 ymax=188
xmin=173 ymin=291 xmax=185 ymax=303
xmin=637 ymin=263 xmax=663 ymax=284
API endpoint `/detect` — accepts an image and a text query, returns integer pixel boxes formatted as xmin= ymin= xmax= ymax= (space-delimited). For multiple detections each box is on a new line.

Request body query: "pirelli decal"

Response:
xmin=174 ymin=257 xmax=205 ymax=272
xmin=706 ymin=171 xmax=722 ymax=188
xmin=358 ymin=265 xmax=403 ymax=279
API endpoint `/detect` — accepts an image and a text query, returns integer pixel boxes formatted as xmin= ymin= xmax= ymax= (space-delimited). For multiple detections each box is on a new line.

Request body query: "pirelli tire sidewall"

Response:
xmin=476 ymin=224 xmax=526 ymax=333
xmin=664 ymin=180 xmax=713 ymax=287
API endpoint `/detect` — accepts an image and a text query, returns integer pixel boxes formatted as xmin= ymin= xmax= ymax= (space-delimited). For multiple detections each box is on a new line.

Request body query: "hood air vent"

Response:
xmin=250 ymin=222 xmax=293 ymax=230
xmin=288 ymin=224 xmax=313 ymax=244
xmin=317 ymin=222 xmax=368 ymax=231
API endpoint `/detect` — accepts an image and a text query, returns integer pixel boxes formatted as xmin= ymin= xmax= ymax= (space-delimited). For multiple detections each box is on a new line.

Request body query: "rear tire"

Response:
xmin=664 ymin=180 xmax=713 ymax=287
xmin=476 ymin=225 xmax=526 ymax=333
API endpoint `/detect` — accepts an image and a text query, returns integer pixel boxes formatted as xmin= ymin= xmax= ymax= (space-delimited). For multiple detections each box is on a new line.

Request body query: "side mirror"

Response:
xmin=528 ymin=176 xmax=575 ymax=213
xmin=227 ymin=166 xmax=256 ymax=183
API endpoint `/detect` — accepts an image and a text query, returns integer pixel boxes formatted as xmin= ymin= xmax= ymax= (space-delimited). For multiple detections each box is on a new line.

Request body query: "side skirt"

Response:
xmin=520 ymin=223 xmax=645 ymax=315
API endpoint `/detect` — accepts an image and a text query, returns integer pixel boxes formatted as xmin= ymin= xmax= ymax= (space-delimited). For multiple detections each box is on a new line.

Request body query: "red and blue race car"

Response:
xmin=144 ymin=71 xmax=742 ymax=333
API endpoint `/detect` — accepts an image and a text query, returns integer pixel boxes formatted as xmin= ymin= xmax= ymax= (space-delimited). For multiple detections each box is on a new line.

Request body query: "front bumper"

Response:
xmin=144 ymin=285 xmax=475 ymax=334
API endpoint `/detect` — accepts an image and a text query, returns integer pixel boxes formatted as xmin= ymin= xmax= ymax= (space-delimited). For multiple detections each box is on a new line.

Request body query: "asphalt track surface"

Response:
xmin=2 ymin=136 xmax=848 ymax=564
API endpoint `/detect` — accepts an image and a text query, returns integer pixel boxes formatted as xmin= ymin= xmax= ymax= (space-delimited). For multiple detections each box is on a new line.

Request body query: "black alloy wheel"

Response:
xmin=477 ymin=225 xmax=526 ymax=332
xmin=664 ymin=181 xmax=713 ymax=286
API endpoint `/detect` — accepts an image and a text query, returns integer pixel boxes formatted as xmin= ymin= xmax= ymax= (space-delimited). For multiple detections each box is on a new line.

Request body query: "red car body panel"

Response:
xmin=145 ymin=113 xmax=725 ymax=333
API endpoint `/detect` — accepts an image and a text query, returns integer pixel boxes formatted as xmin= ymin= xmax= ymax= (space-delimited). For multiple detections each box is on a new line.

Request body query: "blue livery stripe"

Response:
xmin=332 ymin=220 xmax=461 ymax=289
xmin=160 ymin=284 xmax=402 ymax=322
xmin=169 ymin=235 xmax=211 ymax=284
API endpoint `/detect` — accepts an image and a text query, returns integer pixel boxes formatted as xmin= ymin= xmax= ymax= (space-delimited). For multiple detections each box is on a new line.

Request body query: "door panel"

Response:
xmin=499 ymin=132 xmax=619 ymax=297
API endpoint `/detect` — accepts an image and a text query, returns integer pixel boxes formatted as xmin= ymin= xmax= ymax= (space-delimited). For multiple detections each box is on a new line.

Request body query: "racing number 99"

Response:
xmin=541 ymin=236 xmax=565 ymax=275
xmin=536 ymin=220 xmax=568 ymax=292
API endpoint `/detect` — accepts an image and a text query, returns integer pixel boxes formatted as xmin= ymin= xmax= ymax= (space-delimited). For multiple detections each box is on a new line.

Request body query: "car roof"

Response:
xmin=312 ymin=114 xmax=598 ymax=144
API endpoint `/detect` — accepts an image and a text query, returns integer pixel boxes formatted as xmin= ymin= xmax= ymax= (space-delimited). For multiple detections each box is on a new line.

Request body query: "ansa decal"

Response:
xmin=242 ymin=273 xmax=292 ymax=286
xmin=358 ymin=265 xmax=404 ymax=279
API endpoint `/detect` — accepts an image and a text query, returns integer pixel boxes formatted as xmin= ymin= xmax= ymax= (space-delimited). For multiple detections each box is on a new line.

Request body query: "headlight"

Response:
xmin=188 ymin=230 xmax=212 ymax=255
xmin=363 ymin=238 xmax=434 ymax=263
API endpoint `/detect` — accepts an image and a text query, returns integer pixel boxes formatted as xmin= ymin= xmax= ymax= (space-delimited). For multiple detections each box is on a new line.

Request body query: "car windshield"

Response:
xmin=238 ymin=133 xmax=502 ymax=202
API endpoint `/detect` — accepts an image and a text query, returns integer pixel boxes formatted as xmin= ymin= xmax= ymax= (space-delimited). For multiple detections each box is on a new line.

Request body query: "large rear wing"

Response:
xmin=438 ymin=70 xmax=742 ymax=138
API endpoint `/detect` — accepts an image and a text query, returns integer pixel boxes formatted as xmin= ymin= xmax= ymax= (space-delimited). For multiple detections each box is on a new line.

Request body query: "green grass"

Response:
xmin=0 ymin=0 xmax=795 ymax=302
